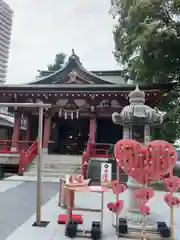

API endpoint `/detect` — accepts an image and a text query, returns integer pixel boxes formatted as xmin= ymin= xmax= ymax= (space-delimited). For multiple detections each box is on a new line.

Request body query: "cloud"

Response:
xmin=5 ymin=0 xmax=118 ymax=84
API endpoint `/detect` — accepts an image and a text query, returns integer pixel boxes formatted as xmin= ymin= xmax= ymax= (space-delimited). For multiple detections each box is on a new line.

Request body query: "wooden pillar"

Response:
xmin=88 ymin=114 xmax=96 ymax=143
xmin=11 ymin=111 xmax=21 ymax=151
xmin=25 ymin=116 xmax=30 ymax=149
xmin=43 ymin=115 xmax=51 ymax=153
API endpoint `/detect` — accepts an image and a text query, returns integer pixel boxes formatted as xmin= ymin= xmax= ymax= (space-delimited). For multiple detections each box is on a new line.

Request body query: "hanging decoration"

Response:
xmin=114 ymin=139 xmax=178 ymax=239
xmin=114 ymin=139 xmax=177 ymax=184
xmin=107 ymin=180 xmax=127 ymax=235
xmin=59 ymin=109 xmax=80 ymax=120
xmin=163 ymin=175 xmax=180 ymax=240
xmin=58 ymin=102 xmax=90 ymax=120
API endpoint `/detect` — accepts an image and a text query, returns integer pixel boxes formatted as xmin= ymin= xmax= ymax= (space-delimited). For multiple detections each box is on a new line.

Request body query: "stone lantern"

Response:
xmin=112 ymin=85 xmax=163 ymax=225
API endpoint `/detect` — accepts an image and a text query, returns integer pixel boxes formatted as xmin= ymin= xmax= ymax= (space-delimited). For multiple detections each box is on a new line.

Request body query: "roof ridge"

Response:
xmin=29 ymin=52 xmax=113 ymax=85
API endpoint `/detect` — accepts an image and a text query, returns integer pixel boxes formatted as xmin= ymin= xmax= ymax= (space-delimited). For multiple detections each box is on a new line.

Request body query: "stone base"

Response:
xmin=42 ymin=148 xmax=48 ymax=153
xmin=121 ymin=209 xmax=158 ymax=231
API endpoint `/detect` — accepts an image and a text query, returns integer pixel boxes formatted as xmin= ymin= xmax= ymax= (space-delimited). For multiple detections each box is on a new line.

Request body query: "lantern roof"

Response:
xmin=112 ymin=85 xmax=164 ymax=125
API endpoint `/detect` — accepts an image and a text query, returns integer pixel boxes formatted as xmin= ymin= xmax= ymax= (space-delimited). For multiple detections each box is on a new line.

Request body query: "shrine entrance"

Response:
xmin=96 ymin=118 xmax=122 ymax=144
xmin=50 ymin=117 xmax=89 ymax=155
xmin=49 ymin=116 xmax=123 ymax=154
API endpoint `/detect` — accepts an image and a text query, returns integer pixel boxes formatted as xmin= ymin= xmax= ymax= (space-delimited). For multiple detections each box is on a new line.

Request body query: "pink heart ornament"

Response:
xmin=135 ymin=188 xmax=154 ymax=203
xmin=107 ymin=200 xmax=124 ymax=214
xmin=140 ymin=204 xmax=150 ymax=216
xmin=164 ymin=176 xmax=180 ymax=193
xmin=116 ymin=200 xmax=124 ymax=214
xmin=164 ymin=193 xmax=180 ymax=207
xmin=107 ymin=202 xmax=116 ymax=213
xmin=111 ymin=181 xmax=127 ymax=195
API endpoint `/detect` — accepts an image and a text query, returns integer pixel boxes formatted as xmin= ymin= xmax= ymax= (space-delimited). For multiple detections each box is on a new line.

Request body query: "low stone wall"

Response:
xmin=0 ymin=153 xmax=19 ymax=165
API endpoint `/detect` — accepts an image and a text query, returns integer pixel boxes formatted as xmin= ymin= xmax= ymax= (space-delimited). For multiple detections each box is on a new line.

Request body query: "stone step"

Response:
xmin=26 ymin=154 xmax=82 ymax=178
xmin=30 ymin=164 xmax=81 ymax=171
xmin=30 ymin=155 xmax=82 ymax=165
xmin=43 ymin=163 xmax=81 ymax=167
xmin=43 ymin=155 xmax=82 ymax=162
xmin=41 ymin=162 xmax=80 ymax=165
xmin=28 ymin=168 xmax=74 ymax=174
xmin=31 ymin=161 xmax=81 ymax=168
xmin=23 ymin=171 xmax=66 ymax=178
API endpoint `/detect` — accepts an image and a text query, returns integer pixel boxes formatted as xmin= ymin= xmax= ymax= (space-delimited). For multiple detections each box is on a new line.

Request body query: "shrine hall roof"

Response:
xmin=0 ymin=82 xmax=172 ymax=91
xmin=31 ymin=51 xmax=124 ymax=85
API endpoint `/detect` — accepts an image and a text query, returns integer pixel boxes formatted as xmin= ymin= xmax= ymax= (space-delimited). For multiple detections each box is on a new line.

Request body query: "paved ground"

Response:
xmin=1 ymin=177 xmax=180 ymax=240
xmin=0 ymin=181 xmax=59 ymax=240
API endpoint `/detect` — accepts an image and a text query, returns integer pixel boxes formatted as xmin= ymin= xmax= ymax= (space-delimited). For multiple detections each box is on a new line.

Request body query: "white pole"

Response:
xmin=36 ymin=107 xmax=44 ymax=225
xmin=0 ymin=102 xmax=51 ymax=225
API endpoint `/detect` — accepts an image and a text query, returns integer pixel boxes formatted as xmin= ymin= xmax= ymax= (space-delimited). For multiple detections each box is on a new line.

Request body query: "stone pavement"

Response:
xmin=0 ymin=181 xmax=59 ymax=240
xmin=1 ymin=178 xmax=180 ymax=240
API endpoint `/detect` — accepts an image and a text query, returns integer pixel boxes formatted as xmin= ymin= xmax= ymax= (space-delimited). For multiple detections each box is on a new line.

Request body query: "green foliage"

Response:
xmin=39 ymin=53 xmax=66 ymax=76
xmin=112 ymin=0 xmax=180 ymax=141
xmin=47 ymin=53 xmax=66 ymax=72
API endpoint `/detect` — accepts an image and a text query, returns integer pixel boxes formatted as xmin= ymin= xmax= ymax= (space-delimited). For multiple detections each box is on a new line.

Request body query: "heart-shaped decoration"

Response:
xmin=135 ymin=187 xmax=154 ymax=203
xmin=140 ymin=204 xmax=150 ymax=216
xmin=147 ymin=141 xmax=177 ymax=177
xmin=107 ymin=202 xmax=116 ymax=213
xmin=107 ymin=200 xmax=124 ymax=214
xmin=164 ymin=193 xmax=180 ymax=207
xmin=130 ymin=169 xmax=155 ymax=185
xmin=116 ymin=200 xmax=124 ymax=214
xmin=114 ymin=139 xmax=143 ymax=170
xmin=164 ymin=176 xmax=180 ymax=193
xmin=111 ymin=181 xmax=127 ymax=195
xmin=114 ymin=140 xmax=177 ymax=184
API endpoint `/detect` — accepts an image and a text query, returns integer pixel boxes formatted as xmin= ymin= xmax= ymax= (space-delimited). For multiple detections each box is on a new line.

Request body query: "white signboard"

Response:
xmin=101 ymin=163 xmax=112 ymax=186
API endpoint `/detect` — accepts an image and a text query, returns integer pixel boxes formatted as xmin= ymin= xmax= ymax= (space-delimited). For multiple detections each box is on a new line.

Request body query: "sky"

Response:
xmin=5 ymin=0 xmax=118 ymax=84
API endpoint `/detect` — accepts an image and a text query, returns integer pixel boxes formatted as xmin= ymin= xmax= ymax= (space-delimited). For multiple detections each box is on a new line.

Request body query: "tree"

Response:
xmin=39 ymin=53 xmax=66 ymax=76
xmin=47 ymin=53 xmax=66 ymax=71
xmin=111 ymin=0 xmax=180 ymax=142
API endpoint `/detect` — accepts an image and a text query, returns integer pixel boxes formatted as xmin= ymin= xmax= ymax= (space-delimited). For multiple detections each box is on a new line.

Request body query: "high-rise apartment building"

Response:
xmin=0 ymin=0 xmax=13 ymax=83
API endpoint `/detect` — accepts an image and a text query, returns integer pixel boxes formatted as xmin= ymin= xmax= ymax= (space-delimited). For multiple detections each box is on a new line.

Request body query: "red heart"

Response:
xmin=116 ymin=200 xmax=124 ymax=214
xmin=111 ymin=181 xmax=127 ymax=195
xmin=164 ymin=176 xmax=180 ymax=193
xmin=114 ymin=139 xmax=143 ymax=170
xmin=107 ymin=202 xmax=116 ymax=213
xmin=140 ymin=204 xmax=150 ymax=216
xmin=135 ymin=188 xmax=154 ymax=203
xmin=114 ymin=139 xmax=177 ymax=184
xmin=164 ymin=193 xmax=180 ymax=207
xmin=107 ymin=201 xmax=124 ymax=214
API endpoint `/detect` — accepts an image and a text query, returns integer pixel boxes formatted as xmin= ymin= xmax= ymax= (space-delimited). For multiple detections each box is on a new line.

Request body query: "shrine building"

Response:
xmin=0 ymin=51 xmax=171 ymax=160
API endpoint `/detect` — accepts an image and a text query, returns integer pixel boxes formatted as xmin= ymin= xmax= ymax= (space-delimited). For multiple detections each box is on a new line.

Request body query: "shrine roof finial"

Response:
xmin=69 ymin=48 xmax=81 ymax=63
xmin=72 ymin=48 xmax=75 ymax=55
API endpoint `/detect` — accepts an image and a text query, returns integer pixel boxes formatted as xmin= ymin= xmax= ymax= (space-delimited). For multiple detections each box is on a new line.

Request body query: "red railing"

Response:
xmin=19 ymin=140 xmax=38 ymax=174
xmin=90 ymin=143 xmax=111 ymax=158
xmin=0 ymin=140 xmax=34 ymax=154
xmin=81 ymin=142 xmax=111 ymax=178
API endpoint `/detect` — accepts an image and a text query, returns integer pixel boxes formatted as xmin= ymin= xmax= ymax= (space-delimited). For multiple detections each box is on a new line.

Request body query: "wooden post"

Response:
xmin=170 ymin=206 xmax=174 ymax=240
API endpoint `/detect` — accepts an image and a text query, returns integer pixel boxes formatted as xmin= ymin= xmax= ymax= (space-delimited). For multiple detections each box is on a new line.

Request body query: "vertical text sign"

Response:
xmin=101 ymin=163 xmax=112 ymax=185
